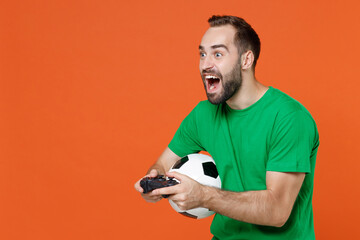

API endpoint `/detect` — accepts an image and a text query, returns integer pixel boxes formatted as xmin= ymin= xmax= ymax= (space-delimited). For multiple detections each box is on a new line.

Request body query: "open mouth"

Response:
xmin=205 ymin=75 xmax=221 ymax=93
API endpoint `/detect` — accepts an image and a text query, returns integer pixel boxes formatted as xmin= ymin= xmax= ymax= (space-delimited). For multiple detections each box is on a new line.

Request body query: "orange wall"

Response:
xmin=1 ymin=0 xmax=359 ymax=239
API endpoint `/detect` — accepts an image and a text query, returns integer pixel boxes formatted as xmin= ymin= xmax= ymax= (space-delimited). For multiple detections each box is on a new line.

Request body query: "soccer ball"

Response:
xmin=168 ymin=153 xmax=221 ymax=219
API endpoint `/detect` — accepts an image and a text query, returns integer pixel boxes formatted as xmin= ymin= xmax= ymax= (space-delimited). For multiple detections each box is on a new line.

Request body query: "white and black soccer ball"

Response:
xmin=168 ymin=153 xmax=221 ymax=219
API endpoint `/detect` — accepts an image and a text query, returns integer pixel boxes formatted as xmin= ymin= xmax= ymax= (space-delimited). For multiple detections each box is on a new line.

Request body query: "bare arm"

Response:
xmin=145 ymin=147 xmax=181 ymax=176
xmin=202 ymin=171 xmax=305 ymax=227
xmin=155 ymin=170 xmax=305 ymax=227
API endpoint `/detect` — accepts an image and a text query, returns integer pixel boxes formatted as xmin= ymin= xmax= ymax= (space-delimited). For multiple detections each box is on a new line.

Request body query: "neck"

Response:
xmin=226 ymin=71 xmax=268 ymax=110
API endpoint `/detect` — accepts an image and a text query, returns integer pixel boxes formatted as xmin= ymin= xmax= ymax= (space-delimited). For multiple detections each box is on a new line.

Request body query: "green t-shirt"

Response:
xmin=168 ymin=87 xmax=319 ymax=240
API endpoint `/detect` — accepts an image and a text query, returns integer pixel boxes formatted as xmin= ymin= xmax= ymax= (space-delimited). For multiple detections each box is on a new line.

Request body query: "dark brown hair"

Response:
xmin=208 ymin=15 xmax=261 ymax=68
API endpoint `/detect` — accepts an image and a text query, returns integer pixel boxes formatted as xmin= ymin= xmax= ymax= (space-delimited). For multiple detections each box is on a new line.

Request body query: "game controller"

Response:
xmin=140 ymin=175 xmax=179 ymax=198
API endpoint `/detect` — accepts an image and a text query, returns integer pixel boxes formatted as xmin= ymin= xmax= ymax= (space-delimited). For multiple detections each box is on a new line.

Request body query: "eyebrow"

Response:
xmin=199 ymin=44 xmax=229 ymax=52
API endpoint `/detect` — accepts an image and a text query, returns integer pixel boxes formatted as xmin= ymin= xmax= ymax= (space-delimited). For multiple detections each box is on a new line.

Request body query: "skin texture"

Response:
xmin=199 ymin=26 xmax=242 ymax=105
xmin=134 ymin=25 xmax=306 ymax=227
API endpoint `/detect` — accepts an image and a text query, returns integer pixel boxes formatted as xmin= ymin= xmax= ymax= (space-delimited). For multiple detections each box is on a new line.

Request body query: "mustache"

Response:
xmin=202 ymin=69 xmax=218 ymax=74
xmin=201 ymin=69 xmax=223 ymax=79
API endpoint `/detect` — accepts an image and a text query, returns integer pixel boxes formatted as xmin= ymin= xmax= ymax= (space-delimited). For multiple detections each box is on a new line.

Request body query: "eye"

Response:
xmin=215 ymin=52 xmax=222 ymax=58
xmin=200 ymin=52 xmax=206 ymax=58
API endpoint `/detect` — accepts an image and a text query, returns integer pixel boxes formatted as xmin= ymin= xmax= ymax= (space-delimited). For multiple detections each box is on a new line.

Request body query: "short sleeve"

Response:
xmin=168 ymin=105 xmax=205 ymax=157
xmin=266 ymin=110 xmax=318 ymax=173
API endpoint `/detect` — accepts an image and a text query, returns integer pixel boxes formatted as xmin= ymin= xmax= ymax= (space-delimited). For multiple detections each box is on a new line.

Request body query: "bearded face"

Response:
xmin=199 ymin=25 xmax=243 ymax=105
xmin=201 ymin=61 xmax=242 ymax=105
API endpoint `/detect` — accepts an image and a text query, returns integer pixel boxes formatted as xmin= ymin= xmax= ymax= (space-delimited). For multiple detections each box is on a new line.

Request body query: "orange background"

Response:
xmin=1 ymin=0 xmax=359 ymax=239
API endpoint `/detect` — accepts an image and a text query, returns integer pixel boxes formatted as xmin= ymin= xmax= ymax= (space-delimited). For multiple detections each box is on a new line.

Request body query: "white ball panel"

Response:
xmin=168 ymin=153 xmax=221 ymax=219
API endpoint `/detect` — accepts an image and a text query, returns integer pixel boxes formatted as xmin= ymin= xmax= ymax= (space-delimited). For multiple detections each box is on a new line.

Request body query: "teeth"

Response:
xmin=205 ymin=75 xmax=218 ymax=79
xmin=209 ymin=85 xmax=215 ymax=90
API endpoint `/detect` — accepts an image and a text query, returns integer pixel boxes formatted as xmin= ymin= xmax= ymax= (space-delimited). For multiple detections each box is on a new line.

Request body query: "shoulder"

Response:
xmin=269 ymin=88 xmax=315 ymax=122
xmin=268 ymin=88 xmax=319 ymax=140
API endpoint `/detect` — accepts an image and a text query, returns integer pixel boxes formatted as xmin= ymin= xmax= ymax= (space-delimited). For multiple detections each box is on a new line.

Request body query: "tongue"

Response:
xmin=208 ymin=79 xmax=220 ymax=92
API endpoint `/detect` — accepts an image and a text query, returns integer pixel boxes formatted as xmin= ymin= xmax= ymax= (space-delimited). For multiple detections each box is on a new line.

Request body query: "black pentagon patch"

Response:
xmin=172 ymin=156 xmax=189 ymax=169
xmin=179 ymin=211 xmax=198 ymax=219
xmin=202 ymin=162 xmax=219 ymax=178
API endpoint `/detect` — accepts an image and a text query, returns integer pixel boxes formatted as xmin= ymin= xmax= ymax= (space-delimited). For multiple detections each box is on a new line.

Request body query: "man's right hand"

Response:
xmin=134 ymin=147 xmax=182 ymax=203
xmin=134 ymin=169 xmax=164 ymax=203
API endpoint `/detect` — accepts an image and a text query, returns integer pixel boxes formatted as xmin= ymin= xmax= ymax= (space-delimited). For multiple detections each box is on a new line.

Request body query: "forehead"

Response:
xmin=200 ymin=25 xmax=237 ymax=50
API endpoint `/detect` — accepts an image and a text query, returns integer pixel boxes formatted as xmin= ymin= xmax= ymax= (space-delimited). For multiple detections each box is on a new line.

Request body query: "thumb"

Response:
xmin=166 ymin=171 xmax=188 ymax=182
xmin=148 ymin=169 xmax=159 ymax=178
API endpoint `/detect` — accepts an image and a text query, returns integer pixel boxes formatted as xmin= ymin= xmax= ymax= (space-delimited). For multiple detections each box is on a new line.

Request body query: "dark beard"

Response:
xmin=205 ymin=62 xmax=242 ymax=105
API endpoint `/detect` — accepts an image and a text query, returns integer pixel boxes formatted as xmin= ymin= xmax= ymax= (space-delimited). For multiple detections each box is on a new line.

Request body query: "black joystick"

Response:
xmin=140 ymin=175 xmax=179 ymax=198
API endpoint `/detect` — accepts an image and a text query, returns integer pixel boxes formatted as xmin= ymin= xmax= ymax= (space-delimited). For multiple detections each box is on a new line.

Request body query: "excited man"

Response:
xmin=135 ymin=15 xmax=319 ymax=240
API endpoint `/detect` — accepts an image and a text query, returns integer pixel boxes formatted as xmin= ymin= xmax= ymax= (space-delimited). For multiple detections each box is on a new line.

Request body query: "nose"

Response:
xmin=200 ymin=56 xmax=214 ymax=72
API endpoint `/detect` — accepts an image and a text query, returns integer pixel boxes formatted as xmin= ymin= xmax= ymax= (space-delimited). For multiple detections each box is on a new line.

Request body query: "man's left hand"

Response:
xmin=152 ymin=171 xmax=206 ymax=211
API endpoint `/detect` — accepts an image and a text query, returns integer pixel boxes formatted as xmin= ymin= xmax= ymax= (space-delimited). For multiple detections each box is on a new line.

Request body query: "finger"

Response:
xmin=147 ymin=189 xmax=165 ymax=197
xmin=134 ymin=180 xmax=144 ymax=193
xmin=152 ymin=185 xmax=180 ymax=196
xmin=169 ymin=199 xmax=186 ymax=211
xmin=149 ymin=169 xmax=159 ymax=178
xmin=135 ymin=170 xmax=159 ymax=193
xmin=144 ymin=195 xmax=163 ymax=203
xmin=141 ymin=189 xmax=163 ymax=202
xmin=166 ymin=171 xmax=188 ymax=181
xmin=167 ymin=194 xmax=178 ymax=201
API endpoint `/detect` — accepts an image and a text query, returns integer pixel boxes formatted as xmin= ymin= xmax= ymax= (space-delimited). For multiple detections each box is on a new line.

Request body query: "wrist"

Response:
xmin=201 ymin=185 xmax=216 ymax=209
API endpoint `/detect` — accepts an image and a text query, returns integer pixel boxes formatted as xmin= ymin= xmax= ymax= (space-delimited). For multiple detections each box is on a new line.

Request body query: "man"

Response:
xmin=135 ymin=15 xmax=319 ymax=239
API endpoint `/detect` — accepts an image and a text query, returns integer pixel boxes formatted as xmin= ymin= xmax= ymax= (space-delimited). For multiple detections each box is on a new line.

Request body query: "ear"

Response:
xmin=241 ymin=50 xmax=254 ymax=70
